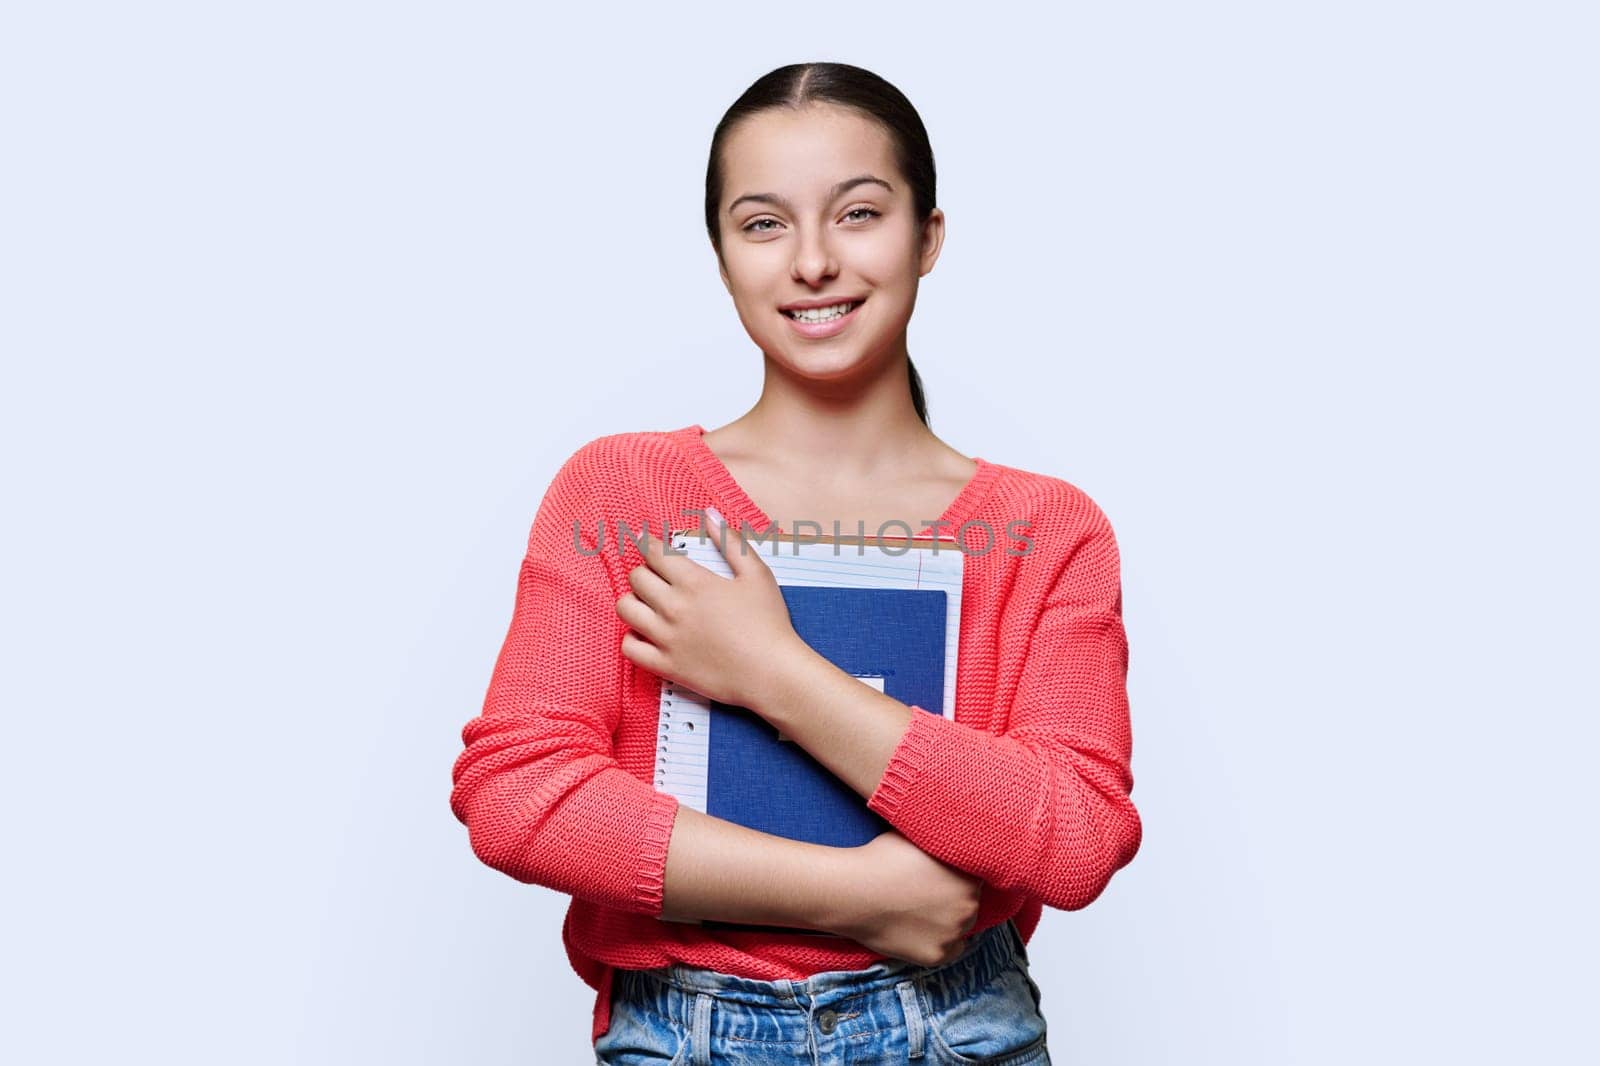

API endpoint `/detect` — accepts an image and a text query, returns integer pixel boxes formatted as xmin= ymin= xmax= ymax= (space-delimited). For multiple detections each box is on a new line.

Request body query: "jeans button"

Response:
xmin=817 ymin=1008 xmax=837 ymax=1033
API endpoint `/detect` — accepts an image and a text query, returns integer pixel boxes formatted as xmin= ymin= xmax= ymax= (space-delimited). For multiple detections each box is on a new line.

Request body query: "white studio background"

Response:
xmin=3 ymin=3 xmax=1594 ymax=1064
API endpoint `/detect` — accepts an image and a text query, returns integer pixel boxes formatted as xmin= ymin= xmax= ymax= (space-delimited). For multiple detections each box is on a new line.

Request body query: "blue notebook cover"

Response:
xmin=699 ymin=584 xmax=947 ymax=935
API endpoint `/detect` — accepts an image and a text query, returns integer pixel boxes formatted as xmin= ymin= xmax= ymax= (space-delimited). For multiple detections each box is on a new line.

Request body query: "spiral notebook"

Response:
xmin=654 ymin=528 xmax=964 ymax=934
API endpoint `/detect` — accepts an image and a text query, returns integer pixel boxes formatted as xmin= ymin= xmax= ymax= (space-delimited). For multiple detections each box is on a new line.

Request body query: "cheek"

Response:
xmin=852 ymin=237 xmax=919 ymax=286
xmin=722 ymin=252 xmax=787 ymax=302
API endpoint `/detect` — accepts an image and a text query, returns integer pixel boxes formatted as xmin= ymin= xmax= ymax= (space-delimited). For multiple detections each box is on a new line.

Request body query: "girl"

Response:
xmin=450 ymin=61 xmax=1141 ymax=1065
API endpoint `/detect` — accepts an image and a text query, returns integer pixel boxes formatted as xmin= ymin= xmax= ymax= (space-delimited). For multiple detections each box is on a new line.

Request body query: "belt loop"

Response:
xmin=896 ymin=980 xmax=926 ymax=1059
xmin=691 ymin=991 xmax=713 ymax=1066
xmin=1007 ymin=918 xmax=1030 ymax=964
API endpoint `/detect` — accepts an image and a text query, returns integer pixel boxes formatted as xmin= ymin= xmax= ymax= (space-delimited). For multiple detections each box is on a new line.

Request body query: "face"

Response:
xmin=715 ymin=102 xmax=944 ymax=382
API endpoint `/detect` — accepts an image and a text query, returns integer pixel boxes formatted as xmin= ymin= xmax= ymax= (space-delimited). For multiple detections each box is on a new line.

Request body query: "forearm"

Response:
xmin=659 ymin=803 xmax=861 ymax=931
xmin=749 ymin=637 xmax=919 ymax=803
xmin=746 ymin=618 xmax=1139 ymax=912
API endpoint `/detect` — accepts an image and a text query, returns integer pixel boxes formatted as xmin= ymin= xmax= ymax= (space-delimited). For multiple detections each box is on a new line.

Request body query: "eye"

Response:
xmin=742 ymin=218 xmax=781 ymax=234
xmin=844 ymin=207 xmax=881 ymax=223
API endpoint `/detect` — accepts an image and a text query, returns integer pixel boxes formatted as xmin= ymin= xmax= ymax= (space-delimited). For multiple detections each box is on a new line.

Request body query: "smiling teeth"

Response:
xmin=786 ymin=301 xmax=859 ymax=322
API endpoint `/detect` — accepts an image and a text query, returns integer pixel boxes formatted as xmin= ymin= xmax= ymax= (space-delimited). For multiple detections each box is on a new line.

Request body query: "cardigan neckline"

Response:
xmin=670 ymin=422 xmax=1002 ymax=541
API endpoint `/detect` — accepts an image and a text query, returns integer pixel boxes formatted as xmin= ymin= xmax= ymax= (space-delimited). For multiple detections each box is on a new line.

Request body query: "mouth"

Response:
xmin=780 ymin=298 xmax=866 ymax=336
xmin=781 ymin=298 xmax=865 ymax=322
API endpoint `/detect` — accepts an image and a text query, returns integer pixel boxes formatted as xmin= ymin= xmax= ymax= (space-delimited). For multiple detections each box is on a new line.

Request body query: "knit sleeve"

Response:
xmin=449 ymin=442 xmax=680 ymax=915
xmin=865 ymin=510 xmax=1141 ymax=912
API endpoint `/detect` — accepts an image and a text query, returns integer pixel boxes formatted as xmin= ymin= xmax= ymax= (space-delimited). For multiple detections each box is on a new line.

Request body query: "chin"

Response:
xmin=771 ymin=345 xmax=880 ymax=381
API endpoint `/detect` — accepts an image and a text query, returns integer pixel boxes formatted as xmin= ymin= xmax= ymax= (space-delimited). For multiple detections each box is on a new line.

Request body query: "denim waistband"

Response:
xmin=618 ymin=918 xmax=1027 ymax=1015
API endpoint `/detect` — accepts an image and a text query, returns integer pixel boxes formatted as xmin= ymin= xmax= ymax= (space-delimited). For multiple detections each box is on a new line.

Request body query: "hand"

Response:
xmin=616 ymin=506 xmax=803 ymax=709
xmin=828 ymin=830 xmax=984 ymax=968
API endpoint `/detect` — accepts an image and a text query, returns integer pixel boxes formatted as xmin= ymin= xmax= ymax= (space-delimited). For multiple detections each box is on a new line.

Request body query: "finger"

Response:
xmin=620 ymin=629 xmax=670 ymax=677
xmin=706 ymin=505 xmax=753 ymax=576
xmin=636 ymin=527 xmax=696 ymax=582
xmin=626 ymin=561 xmax=675 ymax=616
xmin=614 ymin=591 xmax=666 ymax=644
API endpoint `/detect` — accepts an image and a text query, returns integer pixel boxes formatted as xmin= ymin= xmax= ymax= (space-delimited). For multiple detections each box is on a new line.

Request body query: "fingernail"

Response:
xmin=706 ymin=505 xmax=725 ymax=528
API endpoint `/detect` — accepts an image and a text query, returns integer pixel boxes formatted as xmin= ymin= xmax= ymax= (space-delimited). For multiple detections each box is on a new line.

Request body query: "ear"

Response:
xmin=918 ymin=208 xmax=946 ymax=277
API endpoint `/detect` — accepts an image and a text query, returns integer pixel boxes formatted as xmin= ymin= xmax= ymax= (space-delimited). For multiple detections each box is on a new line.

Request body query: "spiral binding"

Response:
xmin=653 ymin=530 xmax=712 ymax=812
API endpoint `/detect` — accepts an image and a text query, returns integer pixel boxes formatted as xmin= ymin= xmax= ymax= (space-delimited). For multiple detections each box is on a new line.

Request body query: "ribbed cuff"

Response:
xmin=866 ymin=705 xmax=945 ymax=821
xmin=631 ymin=788 xmax=681 ymax=915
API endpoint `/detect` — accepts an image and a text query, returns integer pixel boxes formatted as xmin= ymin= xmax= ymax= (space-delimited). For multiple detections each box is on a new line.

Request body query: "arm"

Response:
xmin=753 ymin=512 xmax=1142 ymax=912
xmin=448 ymin=442 xmax=866 ymax=929
xmin=746 ymin=645 xmax=918 ymax=819
xmin=659 ymin=804 xmax=859 ymax=929
xmin=449 ymin=444 xmax=679 ymax=913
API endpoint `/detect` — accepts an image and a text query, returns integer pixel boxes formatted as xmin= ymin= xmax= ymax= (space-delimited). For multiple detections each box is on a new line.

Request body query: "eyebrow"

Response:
xmin=727 ymin=174 xmax=894 ymax=216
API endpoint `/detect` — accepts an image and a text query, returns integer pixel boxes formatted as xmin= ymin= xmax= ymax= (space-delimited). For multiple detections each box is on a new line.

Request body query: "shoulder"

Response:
xmin=529 ymin=428 xmax=688 ymax=556
xmin=981 ymin=461 xmax=1124 ymax=606
xmin=545 ymin=426 xmax=690 ymax=499
xmin=981 ymin=459 xmax=1117 ymax=544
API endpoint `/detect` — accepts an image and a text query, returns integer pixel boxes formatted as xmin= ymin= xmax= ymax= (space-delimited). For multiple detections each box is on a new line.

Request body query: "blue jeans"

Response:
xmin=594 ymin=919 xmax=1050 ymax=1065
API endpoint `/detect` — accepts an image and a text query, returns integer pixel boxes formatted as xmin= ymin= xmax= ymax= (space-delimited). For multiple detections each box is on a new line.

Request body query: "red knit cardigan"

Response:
xmin=449 ymin=424 xmax=1141 ymax=1042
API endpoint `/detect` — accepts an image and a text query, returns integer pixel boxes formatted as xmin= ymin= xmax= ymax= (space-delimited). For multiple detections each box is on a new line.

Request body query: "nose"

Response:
xmin=790 ymin=224 xmax=839 ymax=285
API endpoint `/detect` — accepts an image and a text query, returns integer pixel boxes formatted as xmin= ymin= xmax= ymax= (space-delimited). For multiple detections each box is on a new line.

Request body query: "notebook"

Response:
xmin=653 ymin=528 xmax=964 ymax=935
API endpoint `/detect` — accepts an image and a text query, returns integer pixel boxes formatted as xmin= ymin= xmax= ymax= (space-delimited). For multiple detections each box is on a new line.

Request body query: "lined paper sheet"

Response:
xmin=654 ymin=529 xmax=964 ymax=813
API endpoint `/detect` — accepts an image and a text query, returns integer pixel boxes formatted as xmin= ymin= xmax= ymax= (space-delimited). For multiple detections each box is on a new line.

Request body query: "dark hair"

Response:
xmin=704 ymin=62 xmax=935 ymax=428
